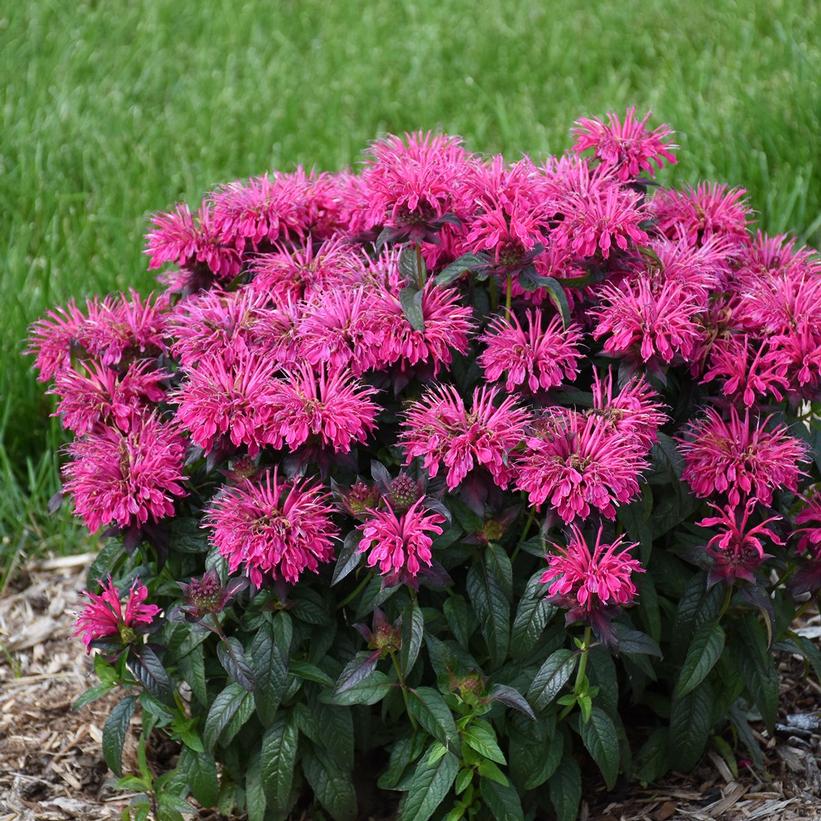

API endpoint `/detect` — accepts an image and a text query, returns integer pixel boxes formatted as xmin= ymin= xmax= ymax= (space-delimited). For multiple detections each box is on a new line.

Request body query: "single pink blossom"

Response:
xmin=400 ymin=384 xmax=530 ymax=490
xmin=27 ymin=300 xmax=90 ymax=382
xmin=479 ymin=310 xmax=583 ymax=392
xmin=203 ymin=469 xmax=338 ymax=586
xmin=795 ymin=493 xmax=821 ymax=559
xmin=358 ymin=498 xmax=445 ymax=584
xmin=74 ymin=578 xmax=160 ymax=651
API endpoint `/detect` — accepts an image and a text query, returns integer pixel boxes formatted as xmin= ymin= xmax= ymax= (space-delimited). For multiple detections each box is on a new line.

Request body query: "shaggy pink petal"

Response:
xmin=74 ymin=578 xmax=160 ymax=650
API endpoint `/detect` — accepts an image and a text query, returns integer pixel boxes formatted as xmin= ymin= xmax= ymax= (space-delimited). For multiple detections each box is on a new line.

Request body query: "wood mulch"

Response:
xmin=1 ymin=556 xmax=819 ymax=820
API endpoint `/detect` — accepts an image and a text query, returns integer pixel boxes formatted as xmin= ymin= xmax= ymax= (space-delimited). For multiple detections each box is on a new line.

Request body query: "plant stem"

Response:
xmin=574 ymin=625 xmax=592 ymax=694
xmin=336 ymin=570 xmax=374 ymax=611
xmin=510 ymin=507 xmax=536 ymax=564
xmin=390 ymin=651 xmax=417 ymax=729
xmin=718 ymin=583 xmax=733 ymax=619
xmin=415 ymin=243 xmax=426 ymax=288
xmin=505 ymin=272 xmax=513 ymax=319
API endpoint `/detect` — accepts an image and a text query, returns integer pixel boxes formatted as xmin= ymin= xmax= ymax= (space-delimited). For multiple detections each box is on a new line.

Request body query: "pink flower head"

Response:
xmin=678 ymin=406 xmax=809 ymax=506
xmin=363 ymin=131 xmax=472 ymax=239
xmin=299 ymin=286 xmax=378 ymax=374
xmin=27 ymin=300 xmax=89 ymax=382
xmin=368 ymin=280 xmax=474 ymax=375
xmin=252 ymin=298 xmax=305 ymax=367
xmin=168 ymin=287 xmax=275 ymax=368
xmin=249 ymin=237 xmax=364 ymax=303
xmin=540 ymin=523 xmax=643 ymax=614
xmin=590 ymin=370 xmax=667 ymax=450
xmin=771 ymin=323 xmax=821 ymax=396
xmin=400 ymin=384 xmax=530 ymax=490
xmin=592 ymin=278 xmax=702 ymax=364
xmin=266 ymin=364 xmax=378 ymax=453
xmin=701 ymin=335 xmax=790 ymax=407
xmin=516 ymin=412 xmax=648 ymax=522
xmin=62 ymin=414 xmax=187 ymax=532
xmin=51 ymin=360 xmax=168 ymax=434
xmin=651 ymin=183 xmax=750 ymax=247
xmin=571 ymin=108 xmax=677 ymax=181
xmin=174 ymin=351 xmax=279 ymax=453
xmin=734 ymin=266 xmax=821 ymax=336
xmin=697 ymin=499 xmax=782 ymax=585
xmin=74 ymin=577 xmax=160 ymax=651
xmin=741 ymin=231 xmax=820 ymax=280
xmin=479 ymin=310 xmax=583 ymax=393
xmin=145 ymin=203 xmax=241 ymax=279
xmin=795 ymin=493 xmax=821 ymax=559
xmin=549 ymin=161 xmax=649 ymax=258
xmin=647 ymin=231 xmax=736 ymax=297
xmin=358 ymin=498 xmax=445 ymax=584
xmin=203 ymin=469 xmax=338 ymax=586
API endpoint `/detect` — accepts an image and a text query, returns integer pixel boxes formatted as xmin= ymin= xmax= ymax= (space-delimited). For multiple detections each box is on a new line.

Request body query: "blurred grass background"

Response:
xmin=1 ymin=0 xmax=819 ymax=583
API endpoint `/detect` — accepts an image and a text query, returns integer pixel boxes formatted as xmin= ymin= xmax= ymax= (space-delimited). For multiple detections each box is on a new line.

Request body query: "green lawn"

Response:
xmin=1 ymin=0 xmax=819 ymax=579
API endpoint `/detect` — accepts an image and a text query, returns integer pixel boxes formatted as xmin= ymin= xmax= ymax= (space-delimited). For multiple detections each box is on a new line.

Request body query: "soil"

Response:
xmin=1 ymin=556 xmax=819 ymax=820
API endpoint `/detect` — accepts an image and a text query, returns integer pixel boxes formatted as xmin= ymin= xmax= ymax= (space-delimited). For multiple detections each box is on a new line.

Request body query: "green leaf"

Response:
xmin=167 ymin=516 xmax=209 ymax=553
xmin=612 ymin=623 xmax=663 ymax=658
xmin=670 ymin=680 xmax=713 ymax=771
xmin=203 ymin=682 xmax=252 ymax=752
xmin=528 ymin=648 xmax=577 ymax=710
xmin=331 ymin=531 xmax=363 ymax=586
xmin=102 ymin=695 xmax=136 ymax=776
xmin=399 ymin=245 xmax=427 ymax=285
xmin=378 ymin=735 xmax=426 ymax=791
xmin=736 ymin=616 xmax=779 ymax=732
xmin=511 ymin=570 xmax=555 ymax=658
xmin=302 ymin=747 xmax=357 ymax=821
xmin=633 ymin=728 xmax=670 ymax=785
xmin=618 ymin=485 xmax=653 ymax=563
xmin=579 ymin=707 xmax=620 ymax=790
xmin=86 ymin=539 xmax=124 ymax=589
xmin=245 ymin=753 xmax=267 ymax=821
xmin=408 ymin=687 xmax=460 ymax=752
xmin=549 ymin=756 xmax=581 ymax=821
xmin=435 ymin=252 xmax=489 ymax=285
xmin=290 ymin=588 xmax=332 ymax=625
xmin=261 ymin=713 xmax=298 ymax=817
xmin=72 ymin=681 xmax=114 ymax=711
xmin=401 ymin=601 xmax=424 ymax=674
xmin=178 ymin=641 xmax=207 ymax=707
xmin=442 ymin=595 xmax=475 ymax=650
xmin=487 ymin=683 xmax=535 ymax=720
xmin=334 ymin=651 xmax=380 ymax=693
xmin=217 ymin=636 xmax=256 ymax=692
xmin=289 ymin=659 xmax=335 ymax=687
xmin=127 ymin=644 xmax=174 ymax=704
xmin=479 ymin=778 xmax=523 ymax=821
xmin=250 ymin=620 xmax=290 ymax=726
xmin=399 ymin=285 xmax=425 ymax=331
xmin=463 ymin=719 xmax=506 ymax=764
xmin=186 ymin=749 xmax=219 ymax=808
xmin=314 ymin=702 xmax=354 ymax=770
xmin=675 ymin=622 xmax=725 ymax=698
xmin=398 ymin=748 xmax=459 ymax=821
xmin=509 ymin=713 xmax=561 ymax=790
xmin=466 ymin=548 xmax=511 ymax=668
xmin=324 ymin=670 xmax=391 ymax=706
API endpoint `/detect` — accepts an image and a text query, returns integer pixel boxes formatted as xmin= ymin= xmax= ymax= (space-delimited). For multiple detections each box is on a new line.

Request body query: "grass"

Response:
xmin=1 ymin=0 xmax=819 ymax=580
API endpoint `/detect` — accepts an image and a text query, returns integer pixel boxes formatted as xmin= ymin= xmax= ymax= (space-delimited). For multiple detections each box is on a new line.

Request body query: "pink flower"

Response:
xmin=203 ymin=469 xmax=338 ymax=586
xmin=571 ymin=108 xmax=677 ymax=181
xmin=252 ymin=298 xmax=305 ymax=367
xmin=592 ymin=278 xmax=702 ymax=363
xmin=646 ymin=231 xmax=736 ymax=297
xmin=651 ymin=183 xmax=750 ymax=247
xmin=62 ymin=415 xmax=187 ymax=532
xmin=358 ymin=498 xmax=445 ymax=584
xmin=701 ymin=335 xmax=790 ymax=407
xmin=549 ymin=161 xmax=649 ymax=258
xmin=400 ymin=384 xmax=530 ymax=490
xmin=678 ymin=407 xmax=808 ymax=506
xmin=540 ymin=524 xmax=643 ymax=613
xmin=741 ymin=231 xmax=820 ymax=279
xmin=74 ymin=578 xmax=160 ymax=651
xmin=367 ymin=280 xmax=474 ymax=375
xmin=363 ymin=132 xmax=472 ymax=240
xmin=174 ymin=351 xmax=279 ymax=453
xmin=27 ymin=300 xmax=89 ymax=382
xmin=589 ymin=370 xmax=667 ymax=450
xmin=145 ymin=203 xmax=241 ymax=279
xmin=516 ymin=412 xmax=648 ymax=522
xmin=796 ymin=493 xmax=821 ymax=559
xmin=51 ymin=360 xmax=168 ymax=434
xmin=479 ymin=310 xmax=583 ymax=392
xmin=697 ymin=499 xmax=782 ymax=584
xmin=266 ymin=364 xmax=378 ymax=453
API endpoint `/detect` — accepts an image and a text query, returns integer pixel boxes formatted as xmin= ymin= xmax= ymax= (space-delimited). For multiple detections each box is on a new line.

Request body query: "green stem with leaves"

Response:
xmin=336 ymin=569 xmax=374 ymax=611
xmin=390 ymin=652 xmax=417 ymax=729
xmin=510 ymin=507 xmax=536 ymax=564
xmin=504 ymin=272 xmax=513 ymax=319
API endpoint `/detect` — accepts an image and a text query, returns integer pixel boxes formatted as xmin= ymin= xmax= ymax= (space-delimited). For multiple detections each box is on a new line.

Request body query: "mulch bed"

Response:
xmin=1 ymin=557 xmax=819 ymax=821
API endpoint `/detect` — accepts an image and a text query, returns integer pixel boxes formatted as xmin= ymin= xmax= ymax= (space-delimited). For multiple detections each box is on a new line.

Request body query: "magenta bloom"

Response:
xmin=400 ymin=385 xmax=530 ymax=490
xmin=516 ymin=412 xmax=647 ymax=522
xmin=74 ymin=578 xmax=160 ymax=651
xmin=174 ymin=351 xmax=279 ymax=453
xmin=571 ymin=108 xmax=677 ymax=182
xmin=592 ymin=278 xmax=702 ymax=364
xmin=26 ymin=300 xmax=88 ymax=382
xmin=51 ymin=360 xmax=168 ymax=434
xmin=266 ymin=364 xmax=378 ymax=453
xmin=651 ymin=183 xmax=750 ymax=247
xmin=479 ymin=310 xmax=583 ymax=393
xmin=697 ymin=499 xmax=782 ymax=585
xmin=368 ymin=280 xmax=474 ymax=375
xmin=540 ymin=524 xmax=643 ymax=615
xmin=358 ymin=498 xmax=445 ymax=584
xmin=701 ymin=335 xmax=790 ymax=407
xmin=63 ymin=414 xmax=187 ymax=532
xmin=796 ymin=494 xmax=821 ymax=559
xmin=678 ymin=407 xmax=808 ymax=506
xmin=203 ymin=469 xmax=338 ymax=586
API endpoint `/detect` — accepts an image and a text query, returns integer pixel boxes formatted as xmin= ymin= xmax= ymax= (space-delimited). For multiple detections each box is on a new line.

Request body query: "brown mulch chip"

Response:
xmin=1 ymin=557 xmax=820 ymax=820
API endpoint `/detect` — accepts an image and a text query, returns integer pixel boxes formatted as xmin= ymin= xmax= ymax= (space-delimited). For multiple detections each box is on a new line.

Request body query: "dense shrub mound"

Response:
xmin=29 ymin=109 xmax=821 ymax=821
